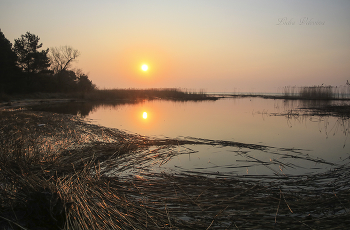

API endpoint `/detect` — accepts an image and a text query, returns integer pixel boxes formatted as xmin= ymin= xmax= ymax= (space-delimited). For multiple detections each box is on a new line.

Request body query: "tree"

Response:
xmin=49 ymin=46 xmax=80 ymax=74
xmin=13 ymin=32 xmax=50 ymax=74
xmin=74 ymin=68 xmax=95 ymax=93
xmin=55 ymin=70 xmax=78 ymax=92
xmin=0 ymin=29 xmax=21 ymax=94
xmin=0 ymin=30 xmax=17 ymax=72
xmin=77 ymin=74 xmax=96 ymax=93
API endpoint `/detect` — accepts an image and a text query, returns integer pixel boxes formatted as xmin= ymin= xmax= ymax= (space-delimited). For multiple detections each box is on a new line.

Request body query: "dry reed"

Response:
xmin=80 ymin=88 xmax=216 ymax=101
xmin=1 ymin=110 xmax=350 ymax=229
xmin=283 ymin=85 xmax=350 ymax=100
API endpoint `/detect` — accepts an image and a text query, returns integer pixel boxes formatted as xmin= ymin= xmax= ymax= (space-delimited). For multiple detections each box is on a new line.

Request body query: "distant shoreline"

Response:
xmin=217 ymin=93 xmax=350 ymax=101
xmin=3 ymin=89 xmax=350 ymax=111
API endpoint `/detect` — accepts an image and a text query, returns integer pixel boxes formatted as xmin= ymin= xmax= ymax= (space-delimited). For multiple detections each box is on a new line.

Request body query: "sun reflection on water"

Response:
xmin=142 ymin=112 xmax=148 ymax=119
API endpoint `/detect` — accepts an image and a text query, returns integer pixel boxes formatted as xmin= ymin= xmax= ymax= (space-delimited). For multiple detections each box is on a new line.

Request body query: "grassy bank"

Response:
xmin=1 ymin=110 xmax=350 ymax=229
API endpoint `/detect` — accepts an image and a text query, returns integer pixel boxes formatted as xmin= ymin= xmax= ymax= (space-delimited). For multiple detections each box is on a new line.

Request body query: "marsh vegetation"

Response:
xmin=283 ymin=85 xmax=350 ymax=100
xmin=79 ymin=88 xmax=216 ymax=101
xmin=1 ymin=95 xmax=350 ymax=229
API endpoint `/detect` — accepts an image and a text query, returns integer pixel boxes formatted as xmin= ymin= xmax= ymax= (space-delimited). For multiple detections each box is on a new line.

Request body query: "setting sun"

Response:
xmin=141 ymin=64 xmax=148 ymax=71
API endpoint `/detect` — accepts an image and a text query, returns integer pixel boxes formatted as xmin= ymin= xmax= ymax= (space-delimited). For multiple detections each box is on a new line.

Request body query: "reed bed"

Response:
xmin=79 ymin=88 xmax=216 ymax=101
xmin=283 ymin=85 xmax=350 ymax=100
xmin=1 ymin=110 xmax=350 ymax=229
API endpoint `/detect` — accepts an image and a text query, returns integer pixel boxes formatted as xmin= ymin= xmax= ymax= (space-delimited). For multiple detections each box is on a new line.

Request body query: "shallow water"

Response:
xmin=33 ymin=98 xmax=350 ymax=176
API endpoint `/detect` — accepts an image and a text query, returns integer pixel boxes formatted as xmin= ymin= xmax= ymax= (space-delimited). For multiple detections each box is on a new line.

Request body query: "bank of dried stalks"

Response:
xmin=0 ymin=110 xmax=350 ymax=229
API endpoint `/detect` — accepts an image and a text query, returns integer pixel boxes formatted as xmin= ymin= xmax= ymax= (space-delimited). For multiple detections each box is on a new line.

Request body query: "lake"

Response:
xmin=33 ymin=97 xmax=350 ymax=177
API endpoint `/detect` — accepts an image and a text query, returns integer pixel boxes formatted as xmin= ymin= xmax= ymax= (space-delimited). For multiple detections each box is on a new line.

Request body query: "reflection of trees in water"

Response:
xmin=31 ymin=101 xmax=141 ymax=117
xmin=31 ymin=99 xmax=209 ymax=117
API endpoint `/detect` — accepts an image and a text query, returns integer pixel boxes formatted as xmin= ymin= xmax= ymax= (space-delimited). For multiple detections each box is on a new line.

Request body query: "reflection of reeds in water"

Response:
xmin=1 ymin=110 xmax=350 ymax=229
xmin=29 ymin=89 xmax=216 ymax=118
xmin=31 ymin=100 xmax=141 ymax=117
xmin=283 ymin=85 xmax=350 ymax=99
xmin=271 ymin=104 xmax=350 ymax=149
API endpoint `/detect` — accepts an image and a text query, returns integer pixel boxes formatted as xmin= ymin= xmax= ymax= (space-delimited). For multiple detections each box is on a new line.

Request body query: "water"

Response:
xmin=32 ymin=97 xmax=350 ymax=176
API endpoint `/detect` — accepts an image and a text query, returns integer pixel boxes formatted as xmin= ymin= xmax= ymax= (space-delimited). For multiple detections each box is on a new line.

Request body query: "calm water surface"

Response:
xmin=82 ymin=98 xmax=350 ymax=176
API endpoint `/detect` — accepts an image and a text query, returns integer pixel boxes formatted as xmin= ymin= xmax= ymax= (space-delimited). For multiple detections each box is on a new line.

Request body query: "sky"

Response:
xmin=1 ymin=0 xmax=350 ymax=93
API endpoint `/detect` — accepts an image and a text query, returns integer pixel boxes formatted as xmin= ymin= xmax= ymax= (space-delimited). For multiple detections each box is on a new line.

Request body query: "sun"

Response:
xmin=141 ymin=64 xmax=148 ymax=71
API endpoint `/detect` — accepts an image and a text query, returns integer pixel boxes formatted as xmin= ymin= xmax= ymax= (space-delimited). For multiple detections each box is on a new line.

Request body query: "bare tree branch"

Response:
xmin=49 ymin=46 xmax=80 ymax=74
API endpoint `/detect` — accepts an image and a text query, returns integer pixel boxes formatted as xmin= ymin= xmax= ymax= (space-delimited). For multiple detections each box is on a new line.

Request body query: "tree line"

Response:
xmin=0 ymin=29 xmax=96 ymax=95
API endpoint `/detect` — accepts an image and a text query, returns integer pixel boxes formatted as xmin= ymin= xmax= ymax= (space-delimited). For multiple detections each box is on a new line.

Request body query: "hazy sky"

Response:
xmin=1 ymin=0 xmax=350 ymax=92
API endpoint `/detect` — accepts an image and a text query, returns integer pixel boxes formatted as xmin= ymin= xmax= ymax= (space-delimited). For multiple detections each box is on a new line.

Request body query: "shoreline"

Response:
xmin=2 ymin=93 xmax=350 ymax=119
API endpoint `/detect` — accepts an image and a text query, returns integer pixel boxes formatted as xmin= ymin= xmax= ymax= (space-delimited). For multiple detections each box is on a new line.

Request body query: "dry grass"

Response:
xmin=1 ymin=110 xmax=350 ymax=229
